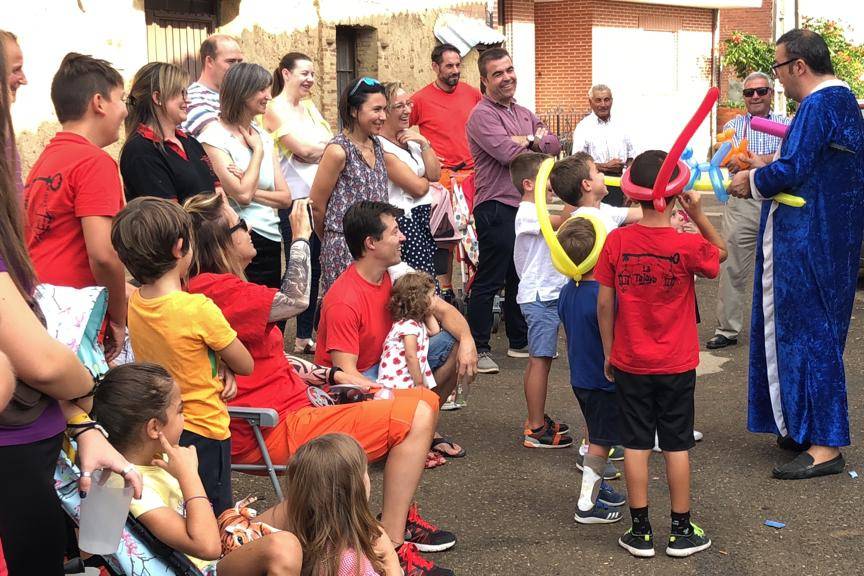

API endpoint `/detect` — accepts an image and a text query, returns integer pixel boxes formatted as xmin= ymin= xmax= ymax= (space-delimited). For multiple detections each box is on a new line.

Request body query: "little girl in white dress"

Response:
xmin=377 ymin=272 xmax=439 ymax=390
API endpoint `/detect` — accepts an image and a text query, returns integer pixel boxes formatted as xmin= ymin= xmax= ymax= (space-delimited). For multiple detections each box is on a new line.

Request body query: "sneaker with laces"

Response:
xmin=523 ymin=423 xmax=573 ymax=449
xmin=576 ymin=451 xmax=621 ymax=479
xmin=574 ymin=501 xmax=624 ymax=524
xmin=476 ymin=352 xmax=499 ymax=374
xmin=580 ymin=438 xmax=622 ymax=460
xmin=666 ymin=522 xmax=711 ymax=557
xmin=545 ymin=414 xmax=569 ymax=435
xmin=619 ymin=529 xmax=655 ymax=558
xmin=405 ymin=503 xmax=457 ymax=552
xmin=397 ymin=542 xmax=455 ymax=576
xmin=598 ymin=481 xmax=626 ymax=507
xmin=507 ymin=346 xmax=530 ymax=358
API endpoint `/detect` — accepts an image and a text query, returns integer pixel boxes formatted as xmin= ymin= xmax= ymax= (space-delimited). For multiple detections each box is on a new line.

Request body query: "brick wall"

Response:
xmin=535 ymin=1 xmax=714 ymax=119
xmin=718 ymin=0 xmax=774 ymax=103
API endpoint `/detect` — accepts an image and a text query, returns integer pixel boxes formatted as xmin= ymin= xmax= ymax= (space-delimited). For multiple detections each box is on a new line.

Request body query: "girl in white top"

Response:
xmin=379 ymin=82 xmax=441 ymax=279
xmin=377 ymin=273 xmax=439 ymax=390
xmin=199 ymin=63 xmax=291 ymax=291
xmin=263 ymin=53 xmax=332 ymax=354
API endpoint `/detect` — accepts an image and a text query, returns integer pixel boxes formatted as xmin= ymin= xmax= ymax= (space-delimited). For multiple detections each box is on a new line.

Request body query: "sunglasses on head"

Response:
xmin=743 ymin=87 xmax=771 ymax=97
xmin=349 ymin=76 xmax=381 ymax=97
xmin=229 ymin=218 xmax=248 ymax=234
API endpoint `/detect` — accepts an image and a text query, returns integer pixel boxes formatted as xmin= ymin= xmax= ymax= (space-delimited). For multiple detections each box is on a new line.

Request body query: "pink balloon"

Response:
xmin=750 ymin=116 xmax=788 ymax=139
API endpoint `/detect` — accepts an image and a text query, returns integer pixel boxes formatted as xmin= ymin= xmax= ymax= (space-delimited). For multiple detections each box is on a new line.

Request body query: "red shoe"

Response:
xmin=397 ymin=542 xmax=455 ymax=576
xmin=405 ymin=503 xmax=457 ymax=552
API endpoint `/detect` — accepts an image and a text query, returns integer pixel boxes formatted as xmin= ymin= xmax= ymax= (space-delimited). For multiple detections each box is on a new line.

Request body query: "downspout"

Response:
xmin=712 ymin=8 xmax=720 ymax=143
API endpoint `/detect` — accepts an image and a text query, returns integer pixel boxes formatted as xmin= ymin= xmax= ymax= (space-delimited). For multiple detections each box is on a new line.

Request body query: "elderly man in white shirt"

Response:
xmin=571 ymin=84 xmax=634 ymax=207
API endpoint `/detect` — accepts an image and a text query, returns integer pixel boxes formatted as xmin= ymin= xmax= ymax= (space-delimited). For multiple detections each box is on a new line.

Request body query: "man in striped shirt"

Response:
xmin=706 ymin=71 xmax=790 ymax=350
xmin=182 ymin=34 xmax=243 ymax=138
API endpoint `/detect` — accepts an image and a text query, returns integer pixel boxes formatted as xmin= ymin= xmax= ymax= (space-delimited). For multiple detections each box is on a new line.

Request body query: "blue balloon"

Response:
xmin=682 ymin=147 xmax=701 ymax=191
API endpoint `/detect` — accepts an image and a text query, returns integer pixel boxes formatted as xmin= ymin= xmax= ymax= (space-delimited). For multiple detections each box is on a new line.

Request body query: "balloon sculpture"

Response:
xmin=716 ymin=128 xmax=750 ymax=171
xmin=534 ymin=157 xmax=607 ymax=281
xmin=682 ymin=143 xmax=731 ymax=203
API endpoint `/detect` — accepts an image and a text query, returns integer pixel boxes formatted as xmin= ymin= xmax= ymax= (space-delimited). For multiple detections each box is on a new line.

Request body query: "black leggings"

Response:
xmin=0 ymin=433 xmax=66 ymax=575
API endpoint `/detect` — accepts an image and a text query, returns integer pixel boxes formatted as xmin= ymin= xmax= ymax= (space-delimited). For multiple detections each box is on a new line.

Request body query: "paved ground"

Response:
xmin=235 ymin=196 xmax=864 ymax=575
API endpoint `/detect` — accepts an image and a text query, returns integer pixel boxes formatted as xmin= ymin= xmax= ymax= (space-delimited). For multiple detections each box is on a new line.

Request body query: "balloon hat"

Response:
xmin=534 ymin=157 xmax=607 ymax=281
xmin=621 ymin=87 xmax=721 ymax=212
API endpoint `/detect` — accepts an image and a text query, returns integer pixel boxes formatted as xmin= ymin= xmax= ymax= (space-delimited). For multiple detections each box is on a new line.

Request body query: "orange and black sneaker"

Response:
xmin=523 ymin=422 xmax=573 ymax=449
xmin=397 ymin=542 xmax=455 ymax=576
xmin=405 ymin=502 xmax=457 ymax=552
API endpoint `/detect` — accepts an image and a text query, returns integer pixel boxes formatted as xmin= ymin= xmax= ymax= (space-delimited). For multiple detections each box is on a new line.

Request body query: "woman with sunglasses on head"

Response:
xmin=310 ymin=76 xmax=389 ymax=294
xmin=0 ymin=50 xmax=142 ymax=575
xmin=183 ymin=192 xmax=456 ymax=576
xmin=120 ymin=62 xmax=219 ymax=204
xmin=379 ymin=82 xmax=441 ymax=280
xmin=198 ymin=62 xmax=292 ymax=293
xmin=263 ymin=52 xmax=331 ymax=354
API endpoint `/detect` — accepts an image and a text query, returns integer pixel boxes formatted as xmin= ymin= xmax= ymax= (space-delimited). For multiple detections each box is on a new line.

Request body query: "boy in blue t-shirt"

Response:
xmin=557 ymin=217 xmax=626 ymax=524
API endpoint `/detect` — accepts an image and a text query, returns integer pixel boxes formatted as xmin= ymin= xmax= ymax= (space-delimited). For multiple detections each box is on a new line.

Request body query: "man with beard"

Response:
xmin=571 ymin=84 xmax=634 ymax=207
xmin=410 ymin=44 xmax=481 ymax=303
xmin=730 ymin=29 xmax=864 ymax=480
xmin=465 ymin=47 xmax=560 ymax=374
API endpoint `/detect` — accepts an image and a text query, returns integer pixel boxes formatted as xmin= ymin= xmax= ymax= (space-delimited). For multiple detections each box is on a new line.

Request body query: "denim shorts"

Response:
xmin=519 ymin=298 xmax=560 ymax=358
xmin=363 ymin=329 xmax=457 ymax=381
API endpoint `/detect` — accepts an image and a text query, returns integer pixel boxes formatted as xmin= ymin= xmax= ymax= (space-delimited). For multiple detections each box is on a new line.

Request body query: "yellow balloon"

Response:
xmin=535 ymin=158 xmax=608 ymax=281
xmin=603 ymin=173 xmax=805 ymax=207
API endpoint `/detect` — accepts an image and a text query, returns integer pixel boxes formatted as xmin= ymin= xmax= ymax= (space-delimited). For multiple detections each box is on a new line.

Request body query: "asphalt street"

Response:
xmin=235 ymin=196 xmax=864 ymax=575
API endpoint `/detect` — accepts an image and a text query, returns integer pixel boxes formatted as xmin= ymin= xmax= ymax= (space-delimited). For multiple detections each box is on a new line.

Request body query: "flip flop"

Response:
xmin=431 ymin=436 xmax=466 ymax=458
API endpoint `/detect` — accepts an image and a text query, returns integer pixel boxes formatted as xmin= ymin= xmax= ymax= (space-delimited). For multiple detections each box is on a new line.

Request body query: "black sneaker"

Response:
xmin=619 ymin=528 xmax=655 ymax=558
xmin=405 ymin=503 xmax=457 ymax=552
xmin=574 ymin=501 xmax=624 ymax=524
xmin=666 ymin=522 xmax=711 ymax=557
xmin=397 ymin=542 xmax=455 ymax=576
xmin=545 ymin=414 xmax=569 ymax=435
xmin=524 ymin=423 xmax=573 ymax=449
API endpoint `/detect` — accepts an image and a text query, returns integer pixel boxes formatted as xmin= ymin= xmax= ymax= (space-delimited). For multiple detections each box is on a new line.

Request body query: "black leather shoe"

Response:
xmin=776 ymin=435 xmax=811 ymax=452
xmin=772 ymin=452 xmax=845 ymax=480
xmin=706 ymin=335 xmax=737 ymax=349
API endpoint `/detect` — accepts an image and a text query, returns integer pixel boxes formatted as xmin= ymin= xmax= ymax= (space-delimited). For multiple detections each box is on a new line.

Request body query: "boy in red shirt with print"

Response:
xmin=596 ymin=150 xmax=727 ymax=559
xmin=24 ymin=53 xmax=128 ymax=360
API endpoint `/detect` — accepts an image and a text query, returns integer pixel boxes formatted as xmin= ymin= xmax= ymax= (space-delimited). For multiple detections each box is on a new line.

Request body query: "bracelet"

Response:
xmin=328 ymin=366 xmax=343 ymax=386
xmin=70 ymin=422 xmax=109 ymax=441
xmin=183 ymin=495 xmax=211 ymax=509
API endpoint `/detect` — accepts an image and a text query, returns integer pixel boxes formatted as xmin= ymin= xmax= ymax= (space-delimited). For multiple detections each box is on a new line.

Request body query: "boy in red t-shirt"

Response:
xmin=595 ymin=150 xmax=727 ymax=559
xmin=24 ymin=53 xmax=128 ymax=360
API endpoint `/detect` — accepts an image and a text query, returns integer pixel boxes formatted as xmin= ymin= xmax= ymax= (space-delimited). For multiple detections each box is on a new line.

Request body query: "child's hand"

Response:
xmin=219 ymin=366 xmax=237 ymax=401
xmin=152 ymin=433 xmax=199 ymax=482
xmin=603 ymin=358 xmax=615 ymax=383
xmin=678 ymin=190 xmax=703 ymax=218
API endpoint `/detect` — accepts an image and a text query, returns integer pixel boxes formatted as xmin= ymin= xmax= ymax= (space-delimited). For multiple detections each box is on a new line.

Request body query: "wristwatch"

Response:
xmin=526 ymin=134 xmax=536 ymax=148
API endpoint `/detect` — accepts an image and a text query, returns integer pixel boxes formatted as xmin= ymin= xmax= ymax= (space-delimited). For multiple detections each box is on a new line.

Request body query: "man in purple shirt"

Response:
xmin=466 ymin=47 xmax=561 ymax=374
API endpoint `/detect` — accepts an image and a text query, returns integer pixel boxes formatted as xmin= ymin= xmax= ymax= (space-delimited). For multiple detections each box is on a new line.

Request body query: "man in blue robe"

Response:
xmin=730 ymin=29 xmax=864 ymax=480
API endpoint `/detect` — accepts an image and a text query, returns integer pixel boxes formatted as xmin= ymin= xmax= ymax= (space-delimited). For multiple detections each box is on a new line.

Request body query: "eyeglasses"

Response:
xmin=228 ymin=218 xmax=248 ymax=234
xmin=742 ymin=87 xmax=771 ymax=98
xmin=389 ymin=100 xmax=414 ymax=112
xmin=349 ymin=76 xmax=381 ymax=97
xmin=771 ymin=58 xmax=798 ymax=76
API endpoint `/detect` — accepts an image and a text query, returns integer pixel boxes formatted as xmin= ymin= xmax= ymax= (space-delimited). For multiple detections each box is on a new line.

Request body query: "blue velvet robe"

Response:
xmin=748 ymin=83 xmax=864 ymax=447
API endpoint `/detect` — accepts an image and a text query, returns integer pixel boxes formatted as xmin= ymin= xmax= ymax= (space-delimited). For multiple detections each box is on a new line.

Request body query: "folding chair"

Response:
xmin=228 ymin=407 xmax=285 ymax=500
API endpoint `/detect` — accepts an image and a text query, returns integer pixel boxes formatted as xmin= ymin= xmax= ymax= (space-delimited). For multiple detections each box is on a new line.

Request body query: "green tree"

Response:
xmin=721 ymin=32 xmax=774 ymax=81
xmin=803 ymin=17 xmax=864 ymax=97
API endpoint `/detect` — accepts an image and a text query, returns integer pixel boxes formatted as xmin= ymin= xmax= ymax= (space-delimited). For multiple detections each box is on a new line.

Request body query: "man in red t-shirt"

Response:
xmin=316 ymin=201 xmax=477 ymax=403
xmin=595 ymin=151 xmax=726 ymax=559
xmin=409 ymin=43 xmax=481 ymax=298
xmin=25 ymin=53 xmax=128 ymax=360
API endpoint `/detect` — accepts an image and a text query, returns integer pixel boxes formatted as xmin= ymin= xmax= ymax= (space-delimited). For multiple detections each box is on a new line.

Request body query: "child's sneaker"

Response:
xmin=405 ymin=503 xmax=457 ymax=552
xmin=665 ymin=522 xmax=712 ymax=557
xmin=575 ymin=451 xmax=621 ymax=479
xmin=545 ymin=414 xmax=569 ymax=435
xmin=574 ymin=501 xmax=624 ymax=524
xmin=397 ymin=542 xmax=455 ymax=576
xmin=608 ymin=445 xmax=625 ymax=461
xmin=523 ymin=423 xmax=573 ymax=449
xmin=597 ymin=481 xmax=626 ymax=507
xmin=440 ymin=392 xmax=460 ymax=411
xmin=619 ymin=528 xmax=655 ymax=558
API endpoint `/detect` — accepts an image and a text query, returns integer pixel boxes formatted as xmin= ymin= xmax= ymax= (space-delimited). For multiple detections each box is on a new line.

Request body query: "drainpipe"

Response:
xmin=712 ymin=8 xmax=720 ymax=143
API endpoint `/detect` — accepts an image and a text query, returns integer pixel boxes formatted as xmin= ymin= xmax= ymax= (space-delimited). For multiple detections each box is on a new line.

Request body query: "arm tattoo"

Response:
xmin=269 ymin=239 xmax=311 ymax=322
xmin=285 ymin=354 xmax=331 ymax=386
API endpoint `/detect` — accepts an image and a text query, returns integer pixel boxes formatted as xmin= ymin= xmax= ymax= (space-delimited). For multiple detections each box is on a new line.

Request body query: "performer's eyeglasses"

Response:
xmin=743 ymin=87 xmax=771 ymax=97
xmin=771 ymin=58 xmax=799 ymax=76
xmin=229 ymin=219 xmax=248 ymax=234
